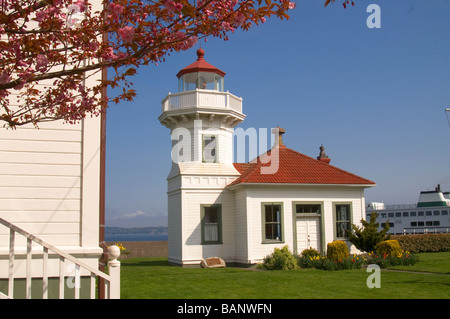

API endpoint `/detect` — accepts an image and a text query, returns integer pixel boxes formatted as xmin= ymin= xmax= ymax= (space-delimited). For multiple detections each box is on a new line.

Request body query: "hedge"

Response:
xmin=391 ymin=233 xmax=450 ymax=253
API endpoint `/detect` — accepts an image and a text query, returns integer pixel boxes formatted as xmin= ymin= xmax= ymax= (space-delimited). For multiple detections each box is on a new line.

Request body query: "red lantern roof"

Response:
xmin=176 ymin=48 xmax=226 ymax=78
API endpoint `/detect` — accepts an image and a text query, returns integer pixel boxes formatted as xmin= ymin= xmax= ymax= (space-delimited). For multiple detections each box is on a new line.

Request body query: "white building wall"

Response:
xmin=0 ymin=0 xmax=104 ymax=277
xmin=233 ymin=188 xmax=249 ymax=264
xmin=239 ymin=185 xmax=366 ymax=263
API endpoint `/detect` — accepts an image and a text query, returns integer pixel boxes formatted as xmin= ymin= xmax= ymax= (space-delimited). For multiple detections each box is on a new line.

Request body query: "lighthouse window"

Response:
xmin=202 ymin=135 xmax=217 ymax=163
xmin=201 ymin=204 xmax=222 ymax=244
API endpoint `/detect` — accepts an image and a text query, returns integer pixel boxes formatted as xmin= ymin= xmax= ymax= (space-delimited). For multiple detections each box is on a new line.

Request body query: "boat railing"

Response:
xmin=383 ymin=204 xmax=417 ymax=210
xmin=403 ymin=226 xmax=450 ymax=235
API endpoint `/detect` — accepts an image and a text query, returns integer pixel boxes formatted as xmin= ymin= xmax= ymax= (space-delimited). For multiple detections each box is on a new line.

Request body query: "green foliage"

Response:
xmin=326 ymin=240 xmax=349 ymax=261
xmin=375 ymin=240 xmax=403 ymax=257
xmin=260 ymin=246 xmax=298 ymax=270
xmin=392 ymin=233 xmax=450 ymax=253
xmin=300 ymin=247 xmax=320 ymax=258
xmin=348 ymin=212 xmax=391 ymax=253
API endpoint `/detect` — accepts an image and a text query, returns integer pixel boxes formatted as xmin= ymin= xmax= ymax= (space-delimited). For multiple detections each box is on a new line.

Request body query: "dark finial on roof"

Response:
xmin=317 ymin=144 xmax=331 ymax=164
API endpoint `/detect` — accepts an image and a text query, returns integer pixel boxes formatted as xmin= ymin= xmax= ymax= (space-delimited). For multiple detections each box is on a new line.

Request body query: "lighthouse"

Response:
xmin=158 ymin=49 xmax=245 ymax=266
xmin=158 ymin=49 xmax=376 ymax=267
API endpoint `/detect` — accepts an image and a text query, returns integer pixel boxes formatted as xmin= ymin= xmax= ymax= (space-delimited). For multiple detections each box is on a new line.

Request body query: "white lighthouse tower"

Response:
xmin=158 ymin=49 xmax=245 ymax=266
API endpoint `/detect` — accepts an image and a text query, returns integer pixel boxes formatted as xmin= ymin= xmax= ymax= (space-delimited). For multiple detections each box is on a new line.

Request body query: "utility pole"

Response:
xmin=446 ymin=109 xmax=450 ymax=128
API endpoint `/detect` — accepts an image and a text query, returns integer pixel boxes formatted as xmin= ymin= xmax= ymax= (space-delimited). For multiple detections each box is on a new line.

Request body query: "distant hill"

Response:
xmin=105 ymin=226 xmax=168 ymax=235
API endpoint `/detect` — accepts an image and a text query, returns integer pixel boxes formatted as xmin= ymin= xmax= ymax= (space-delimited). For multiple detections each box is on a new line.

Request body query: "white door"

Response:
xmin=296 ymin=217 xmax=320 ymax=253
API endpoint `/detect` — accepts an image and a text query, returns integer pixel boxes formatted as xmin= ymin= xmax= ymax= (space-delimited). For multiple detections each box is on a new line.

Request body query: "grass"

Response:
xmin=119 ymin=252 xmax=450 ymax=299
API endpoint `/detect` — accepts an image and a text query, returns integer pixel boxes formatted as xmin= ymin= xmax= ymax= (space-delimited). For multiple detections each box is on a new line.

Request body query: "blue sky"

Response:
xmin=105 ymin=0 xmax=450 ymax=227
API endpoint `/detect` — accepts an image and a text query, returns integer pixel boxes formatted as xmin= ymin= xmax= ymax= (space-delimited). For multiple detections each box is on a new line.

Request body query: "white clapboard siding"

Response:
xmin=0 ymin=187 xmax=80 ymax=200
xmin=0 ymin=211 xmax=80 ymax=223
xmin=0 ymin=119 xmax=84 ymax=250
xmin=0 ymin=151 xmax=81 ymax=165
xmin=0 ymin=163 xmax=81 ymax=176
xmin=0 ymin=175 xmax=80 ymax=188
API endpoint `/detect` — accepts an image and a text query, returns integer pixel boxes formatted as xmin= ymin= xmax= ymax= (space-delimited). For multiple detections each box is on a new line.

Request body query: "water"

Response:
xmin=105 ymin=233 xmax=168 ymax=242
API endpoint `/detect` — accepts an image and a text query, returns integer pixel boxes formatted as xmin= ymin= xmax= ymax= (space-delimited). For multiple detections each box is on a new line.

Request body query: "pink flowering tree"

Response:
xmin=0 ymin=0 xmax=343 ymax=128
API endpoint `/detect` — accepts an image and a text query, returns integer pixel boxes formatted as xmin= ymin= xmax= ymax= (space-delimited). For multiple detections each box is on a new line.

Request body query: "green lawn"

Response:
xmin=119 ymin=252 xmax=450 ymax=299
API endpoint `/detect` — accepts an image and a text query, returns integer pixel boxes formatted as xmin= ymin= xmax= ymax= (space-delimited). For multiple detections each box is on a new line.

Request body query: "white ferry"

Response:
xmin=366 ymin=185 xmax=450 ymax=235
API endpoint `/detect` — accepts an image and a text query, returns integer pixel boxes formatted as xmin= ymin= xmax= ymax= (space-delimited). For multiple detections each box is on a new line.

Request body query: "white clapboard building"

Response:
xmin=0 ymin=0 xmax=120 ymax=299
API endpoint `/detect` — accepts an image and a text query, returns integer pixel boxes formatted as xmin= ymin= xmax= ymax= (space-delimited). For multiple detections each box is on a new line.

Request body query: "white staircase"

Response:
xmin=0 ymin=217 xmax=120 ymax=299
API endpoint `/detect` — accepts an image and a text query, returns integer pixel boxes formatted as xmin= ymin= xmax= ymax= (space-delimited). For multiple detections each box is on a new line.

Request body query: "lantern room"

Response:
xmin=176 ymin=48 xmax=225 ymax=92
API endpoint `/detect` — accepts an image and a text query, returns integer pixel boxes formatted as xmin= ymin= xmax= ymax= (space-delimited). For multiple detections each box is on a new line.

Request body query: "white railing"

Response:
xmin=402 ymin=226 xmax=450 ymax=235
xmin=161 ymin=89 xmax=242 ymax=113
xmin=0 ymin=217 xmax=120 ymax=299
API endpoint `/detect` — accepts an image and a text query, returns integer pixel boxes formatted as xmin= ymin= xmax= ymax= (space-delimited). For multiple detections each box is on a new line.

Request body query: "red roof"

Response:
xmin=229 ymin=145 xmax=375 ymax=187
xmin=176 ymin=48 xmax=226 ymax=78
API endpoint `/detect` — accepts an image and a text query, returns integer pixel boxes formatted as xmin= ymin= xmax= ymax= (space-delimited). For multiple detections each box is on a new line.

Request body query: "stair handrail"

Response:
xmin=0 ymin=217 xmax=120 ymax=299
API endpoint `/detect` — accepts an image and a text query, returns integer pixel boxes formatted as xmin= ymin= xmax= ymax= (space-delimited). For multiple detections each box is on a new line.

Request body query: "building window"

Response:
xmin=335 ymin=204 xmax=351 ymax=239
xmin=262 ymin=203 xmax=283 ymax=243
xmin=202 ymin=135 xmax=217 ymax=163
xmin=296 ymin=204 xmax=321 ymax=215
xmin=201 ymin=204 xmax=222 ymax=244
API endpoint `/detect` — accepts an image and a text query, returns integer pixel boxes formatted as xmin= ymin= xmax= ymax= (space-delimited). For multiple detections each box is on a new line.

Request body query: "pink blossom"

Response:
xmin=35 ymin=11 xmax=46 ymax=22
xmin=108 ymin=3 xmax=124 ymax=19
xmin=36 ymin=54 xmax=48 ymax=71
xmin=0 ymin=72 xmax=11 ymax=84
xmin=289 ymin=2 xmax=296 ymax=9
xmin=164 ymin=1 xmax=177 ymax=12
xmin=233 ymin=13 xmax=245 ymax=26
xmin=118 ymin=26 xmax=135 ymax=43
xmin=164 ymin=1 xmax=183 ymax=13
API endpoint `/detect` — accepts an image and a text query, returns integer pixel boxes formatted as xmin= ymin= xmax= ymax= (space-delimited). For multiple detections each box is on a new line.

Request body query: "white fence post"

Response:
xmin=108 ymin=245 xmax=121 ymax=299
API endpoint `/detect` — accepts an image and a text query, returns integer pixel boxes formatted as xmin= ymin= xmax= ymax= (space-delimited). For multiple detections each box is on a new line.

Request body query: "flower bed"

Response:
xmin=297 ymin=251 xmax=418 ymax=271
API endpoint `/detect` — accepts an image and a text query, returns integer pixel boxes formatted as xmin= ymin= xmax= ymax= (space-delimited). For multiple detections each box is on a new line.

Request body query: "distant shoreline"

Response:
xmin=105 ymin=226 xmax=168 ymax=242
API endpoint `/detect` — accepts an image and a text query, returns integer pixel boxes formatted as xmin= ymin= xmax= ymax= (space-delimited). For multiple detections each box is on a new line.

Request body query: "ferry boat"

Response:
xmin=366 ymin=185 xmax=450 ymax=235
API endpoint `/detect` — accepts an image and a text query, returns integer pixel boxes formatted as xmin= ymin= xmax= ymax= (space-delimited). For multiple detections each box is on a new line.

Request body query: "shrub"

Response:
xmin=349 ymin=212 xmax=391 ymax=253
xmin=326 ymin=240 xmax=349 ymax=261
xmin=375 ymin=240 xmax=403 ymax=257
xmin=392 ymin=233 xmax=450 ymax=253
xmin=260 ymin=246 xmax=297 ymax=270
xmin=297 ymin=248 xmax=320 ymax=269
xmin=300 ymin=247 xmax=320 ymax=258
